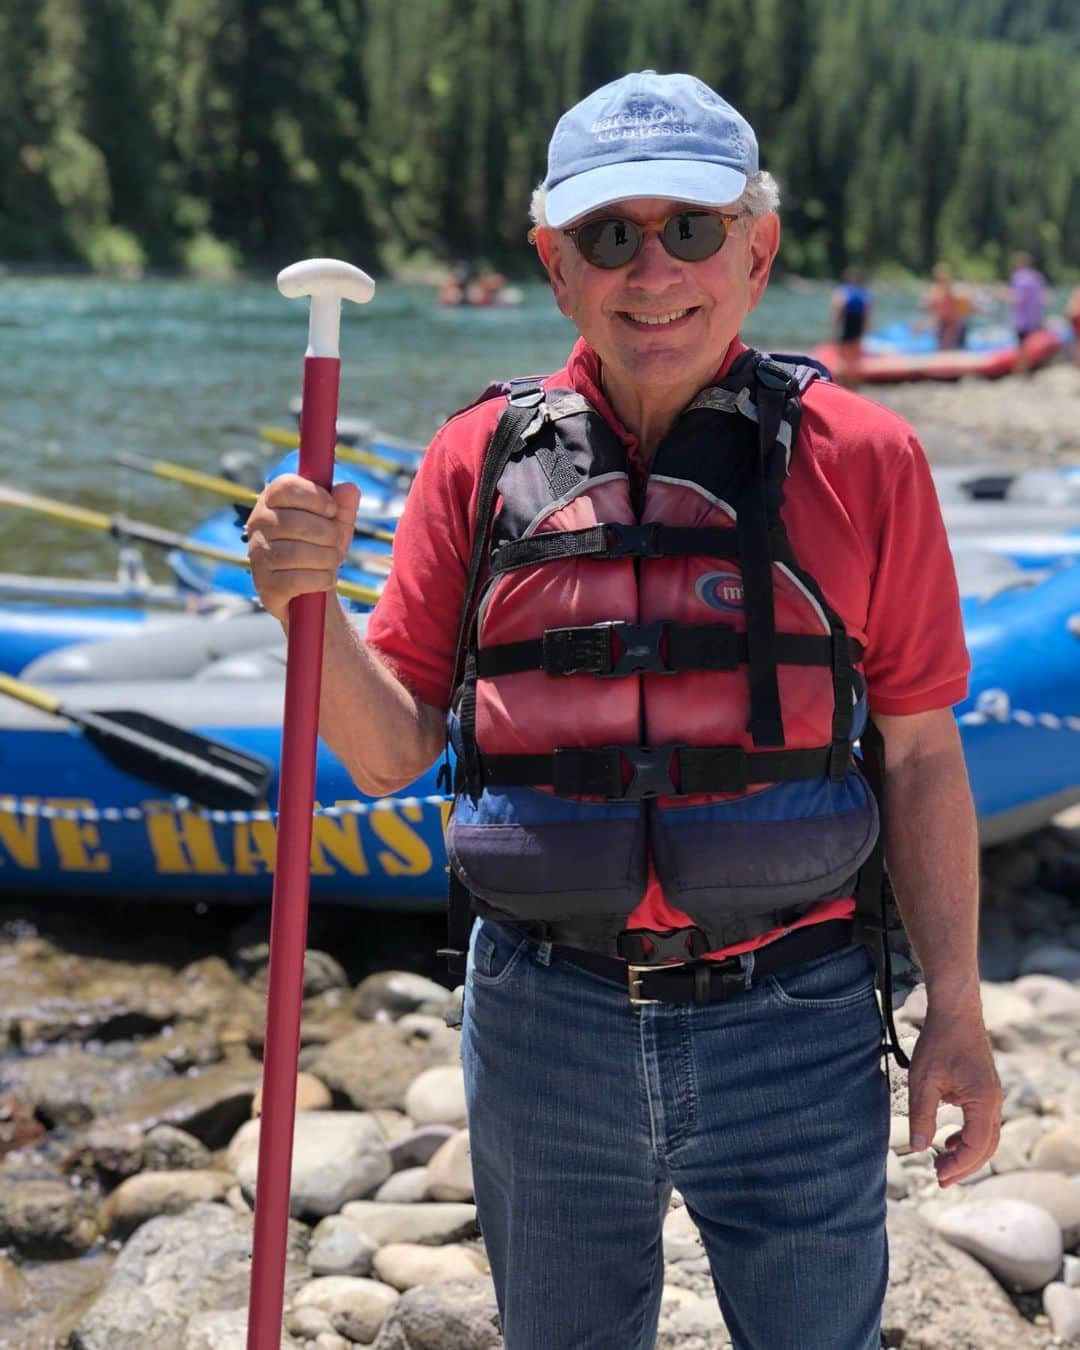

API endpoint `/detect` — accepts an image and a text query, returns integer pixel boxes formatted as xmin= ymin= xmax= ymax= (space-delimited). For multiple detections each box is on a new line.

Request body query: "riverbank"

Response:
xmin=2 ymin=814 xmax=1080 ymax=1348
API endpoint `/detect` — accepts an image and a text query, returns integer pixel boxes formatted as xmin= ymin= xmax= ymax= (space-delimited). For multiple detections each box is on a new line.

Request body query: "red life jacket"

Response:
xmin=444 ymin=350 xmax=879 ymax=957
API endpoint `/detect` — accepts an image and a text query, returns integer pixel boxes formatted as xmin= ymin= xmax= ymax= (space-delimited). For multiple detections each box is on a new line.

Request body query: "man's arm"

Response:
xmin=875 ymin=707 xmax=1002 ymax=1186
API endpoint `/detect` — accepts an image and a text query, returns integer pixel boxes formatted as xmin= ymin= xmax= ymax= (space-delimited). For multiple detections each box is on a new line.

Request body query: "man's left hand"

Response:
xmin=906 ymin=1008 xmax=1002 ymax=1187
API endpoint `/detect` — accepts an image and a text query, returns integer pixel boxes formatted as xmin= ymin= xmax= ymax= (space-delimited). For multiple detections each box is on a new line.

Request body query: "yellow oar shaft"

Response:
xmin=0 ymin=484 xmax=382 ymax=606
xmin=143 ymin=459 xmax=260 ymax=504
xmin=0 ymin=671 xmax=61 ymax=716
xmin=256 ymin=423 xmax=410 ymax=476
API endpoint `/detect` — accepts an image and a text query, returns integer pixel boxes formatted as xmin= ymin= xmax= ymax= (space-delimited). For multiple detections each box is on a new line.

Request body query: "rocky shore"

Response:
xmin=0 ymin=812 xmax=1078 ymax=1349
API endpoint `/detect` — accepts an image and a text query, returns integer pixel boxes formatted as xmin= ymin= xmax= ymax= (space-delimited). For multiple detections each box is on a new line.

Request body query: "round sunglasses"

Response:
xmin=563 ymin=210 xmax=744 ymax=269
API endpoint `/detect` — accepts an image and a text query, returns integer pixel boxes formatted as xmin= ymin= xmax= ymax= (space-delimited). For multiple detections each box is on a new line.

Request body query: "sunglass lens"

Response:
xmin=576 ymin=218 xmax=641 ymax=268
xmin=662 ymin=212 xmax=729 ymax=262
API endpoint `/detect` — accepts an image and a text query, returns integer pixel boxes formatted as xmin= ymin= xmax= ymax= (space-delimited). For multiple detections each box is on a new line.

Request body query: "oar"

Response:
xmin=0 ymin=484 xmax=382 ymax=605
xmin=112 ymin=451 xmax=396 ymax=569
xmin=228 ymin=421 xmax=421 ymax=479
xmin=0 ymin=671 xmax=272 ymax=808
xmin=246 ymin=259 xmax=373 ymax=1348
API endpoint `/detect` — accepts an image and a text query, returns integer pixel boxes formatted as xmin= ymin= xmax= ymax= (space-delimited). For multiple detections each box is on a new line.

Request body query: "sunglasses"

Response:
xmin=563 ymin=210 xmax=744 ymax=269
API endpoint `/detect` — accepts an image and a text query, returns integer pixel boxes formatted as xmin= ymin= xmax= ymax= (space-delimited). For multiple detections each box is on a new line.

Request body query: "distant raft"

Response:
xmin=813 ymin=324 xmax=1063 ymax=384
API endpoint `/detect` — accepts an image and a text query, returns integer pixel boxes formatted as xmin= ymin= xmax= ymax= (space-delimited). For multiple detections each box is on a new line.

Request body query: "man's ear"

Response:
xmin=746 ymin=213 xmax=781 ymax=311
xmin=534 ymin=227 xmax=573 ymax=318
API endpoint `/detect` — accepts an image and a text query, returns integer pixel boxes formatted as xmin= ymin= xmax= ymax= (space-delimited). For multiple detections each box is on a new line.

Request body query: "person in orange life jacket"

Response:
xmin=246 ymin=72 xmax=1001 ymax=1350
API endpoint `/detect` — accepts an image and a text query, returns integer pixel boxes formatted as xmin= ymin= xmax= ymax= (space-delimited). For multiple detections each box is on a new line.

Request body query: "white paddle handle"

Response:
xmin=277 ymin=258 xmax=375 ymax=358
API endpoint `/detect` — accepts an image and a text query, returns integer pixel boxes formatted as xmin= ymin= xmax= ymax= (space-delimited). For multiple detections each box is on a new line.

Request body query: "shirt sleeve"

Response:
xmin=364 ymin=418 xmax=483 ymax=712
xmin=862 ymin=434 xmax=970 ymax=715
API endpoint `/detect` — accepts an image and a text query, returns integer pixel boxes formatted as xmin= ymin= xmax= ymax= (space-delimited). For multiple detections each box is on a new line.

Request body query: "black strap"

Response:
xmin=480 ymin=743 xmax=837 ymax=799
xmin=489 ymin=521 xmax=752 ymax=576
xmin=476 ymin=622 xmax=864 ymax=680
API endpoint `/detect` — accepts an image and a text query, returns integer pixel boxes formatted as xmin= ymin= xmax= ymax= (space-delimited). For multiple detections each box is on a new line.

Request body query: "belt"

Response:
xmin=533 ymin=919 xmax=856 ymax=1007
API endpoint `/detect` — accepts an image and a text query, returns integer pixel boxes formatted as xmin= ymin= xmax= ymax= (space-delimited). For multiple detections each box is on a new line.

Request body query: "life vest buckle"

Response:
xmin=618 ymin=925 xmax=712 ymax=963
xmin=603 ymin=521 xmax=662 ymax=559
xmin=621 ymin=744 xmax=678 ymax=799
xmin=606 ymin=621 xmax=669 ymax=677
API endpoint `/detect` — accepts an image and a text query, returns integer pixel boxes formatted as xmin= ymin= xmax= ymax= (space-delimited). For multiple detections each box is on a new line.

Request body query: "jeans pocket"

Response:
xmin=469 ymin=919 xmax=529 ymax=986
xmin=766 ymin=943 xmax=876 ymax=1010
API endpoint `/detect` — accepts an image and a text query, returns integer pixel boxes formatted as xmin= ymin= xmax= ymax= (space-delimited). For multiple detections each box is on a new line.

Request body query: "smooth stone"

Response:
xmin=183 ymin=1307 xmax=299 ymax=1348
xmin=1020 ymin=943 xmax=1080 ymax=981
xmin=663 ymin=1205 xmax=704 ymax=1262
xmin=403 ymin=1065 xmax=466 ymax=1127
xmin=353 ymin=972 xmax=453 ymax=1021
xmin=1044 ymin=1282 xmax=1080 ymax=1341
xmin=979 ymin=983 xmax=1038 ymax=1039
xmin=1014 ymin=974 xmax=1080 ymax=1018
xmin=314 ymin=1334 xmax=350 ymax=1350
xmin=991 ymin=1115 xmax=1051 ymax=1173
xmin=373 ymin=1241 xmax=487 ymax=1290
xmin=229 ymin=1111 xmax=391 ymax=1218
xmin=302 ymin=950 xmax=350 ymax=996
xmin=100 ymin=1169 xmax=234 ymax=1238
xmin=967 ymin=1171 xmax=1080 ymax=1248
xmin=64 ymin=1121 xmax=145 ymax=1182
xmin=142 ymin=1123 xmax=212 ymax=1171
xmin=368 ymin=1276 xmax=501 ymax=1349
xmin=926 ymin=1198 xmax=1064 ymax=1291
xmin=308 ymin=1023 xmax=458 ymax=1112
xmin=99 ymin=1057 xmax=264 ymax=1149
xmin=284 ymin=1304 xmax=335 ymax=1338
xmin=660 ymin=1284 xmax=702 ymax=1308
xmin=338 ymin=1201 xmax=478 ymax=1247
xmin=0 ymin=1094 xmax=47 ymax=1156
xmin=73 ymin=1203 xmax=309 ymax=1348
xmin=1032 ymin=1120 xmax=1080 ymax=1174
xmin=292 ymin=1275 xmax=400 ymax=1342
xmin=369 ymin=1108 xmax=415 ymax=1143
xmin=424 ymin=1129 xmax=473 ymax=1202
xmin=251 ymin=1071 xmax=332 ymax=1119
xmin=388 ymin=1124 xmax=456 ymax=1170
xmin=886 ymin=1150 xmax=909 ymax=1200
xmin=0 ymin=1177 xmax=98 ymax=1258
xmin=0 ymin=1253 xmax=29 ymax=1313
xmin=2 ymin=1047 xmax=172 ymax=1129
xmin=1064 ymin=1253 xmax=1080 ymax=1287
xmin=308 ymin=1215 xmax=376 ymax=1277
xmin=374 ymin=1167 xmax=430 ymax=1204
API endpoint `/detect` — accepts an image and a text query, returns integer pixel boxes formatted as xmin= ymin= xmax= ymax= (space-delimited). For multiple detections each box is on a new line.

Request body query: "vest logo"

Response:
xmin=696 ymin=570 xmax=744 ymax=612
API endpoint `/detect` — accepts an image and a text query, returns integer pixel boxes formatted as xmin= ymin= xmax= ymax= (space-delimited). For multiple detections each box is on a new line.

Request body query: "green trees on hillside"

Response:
xmin=1 ymin=0 xmax=1076 ymax=277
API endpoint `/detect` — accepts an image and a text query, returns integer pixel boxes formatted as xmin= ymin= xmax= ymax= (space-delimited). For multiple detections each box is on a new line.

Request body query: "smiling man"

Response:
xmin=247 ymin=71 xmax=1001 ymax=1350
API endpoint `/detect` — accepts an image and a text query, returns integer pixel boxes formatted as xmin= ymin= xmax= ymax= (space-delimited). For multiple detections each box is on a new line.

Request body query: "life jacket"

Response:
xmin=441 ymin=349 xmax=890 ymax=970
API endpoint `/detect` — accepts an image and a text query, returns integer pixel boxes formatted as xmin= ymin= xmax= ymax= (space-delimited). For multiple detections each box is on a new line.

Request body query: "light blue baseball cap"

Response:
xmin=543 ymin=71 xmax=758 ymax=229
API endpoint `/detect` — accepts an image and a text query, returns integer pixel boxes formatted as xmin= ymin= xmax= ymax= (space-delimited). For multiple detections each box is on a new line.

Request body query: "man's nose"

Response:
xmin=625 ymin=229 xmax=683 ymax=284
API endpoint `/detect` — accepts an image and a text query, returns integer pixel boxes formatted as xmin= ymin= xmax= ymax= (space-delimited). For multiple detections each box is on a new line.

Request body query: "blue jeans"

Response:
xmin=461 ymin=918 xmax=889 ymax=1350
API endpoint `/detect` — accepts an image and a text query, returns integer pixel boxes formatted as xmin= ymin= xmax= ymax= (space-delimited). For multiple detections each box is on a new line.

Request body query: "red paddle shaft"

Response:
xmin=247 ymin=259 xmax=374 ymax=1349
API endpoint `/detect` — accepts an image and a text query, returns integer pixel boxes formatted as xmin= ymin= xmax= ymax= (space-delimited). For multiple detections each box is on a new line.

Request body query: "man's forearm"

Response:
xmin=881 ymin=731 xmax=981 ymax=1017
xmin=300 ymin=600 xmax=445 ymax=796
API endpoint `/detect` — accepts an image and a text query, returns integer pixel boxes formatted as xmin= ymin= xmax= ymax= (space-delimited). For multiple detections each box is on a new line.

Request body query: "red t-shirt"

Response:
xmin=366 ymin=337 xmax=970 ymax=958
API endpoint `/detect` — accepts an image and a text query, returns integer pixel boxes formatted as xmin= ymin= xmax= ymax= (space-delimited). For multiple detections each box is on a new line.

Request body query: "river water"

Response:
xmin=0 ymin=275 xmax=932 ymax=582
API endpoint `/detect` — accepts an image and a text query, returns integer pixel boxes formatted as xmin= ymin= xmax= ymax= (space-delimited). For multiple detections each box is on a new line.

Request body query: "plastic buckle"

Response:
xmin=606 ymin=621 xmax=669 ymax=677
xmin=617 ymin=926 xmax=711 ymax=963
xmin=756 ymin=359 xmax=796 ymax=392
xmin=603 ymin=522 xmax=662 ymax=559
xmin=627 ymin=965 xmax=663 ymax=1007
xmin=620 ymin=745 xmax=678 ymax=800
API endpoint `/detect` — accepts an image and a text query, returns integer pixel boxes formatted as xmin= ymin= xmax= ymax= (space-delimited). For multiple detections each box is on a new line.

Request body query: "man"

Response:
xmin=248 ymin=71 xmax=1001 ymax=1350
xmin=1008 ymin=250 xmax=1048 ymax=375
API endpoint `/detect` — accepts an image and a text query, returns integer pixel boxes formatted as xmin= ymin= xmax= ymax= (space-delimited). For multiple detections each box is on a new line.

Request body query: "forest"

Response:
xmin=1 ymin=0 xmax=1077 ymax=278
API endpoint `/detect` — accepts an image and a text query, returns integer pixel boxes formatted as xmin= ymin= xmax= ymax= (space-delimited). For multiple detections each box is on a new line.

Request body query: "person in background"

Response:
xmin=923 ymin=262 xmax=971 ymax=349
xmin=829 ymin=265 xmax=871 ymax=385
xmin=1066 ymin=284 xmax=1080 ymax=368
xmin=1008 ymin=251 xmax=1047 ymax=374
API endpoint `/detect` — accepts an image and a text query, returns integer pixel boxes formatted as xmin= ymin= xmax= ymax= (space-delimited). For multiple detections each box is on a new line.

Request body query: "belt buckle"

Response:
xmin=627 ymin=963 xmax=666 ymax=1006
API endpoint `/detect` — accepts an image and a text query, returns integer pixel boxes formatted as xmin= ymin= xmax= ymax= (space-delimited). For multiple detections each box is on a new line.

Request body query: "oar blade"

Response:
xmin=75 ymin=707 xmax=273 ymax=809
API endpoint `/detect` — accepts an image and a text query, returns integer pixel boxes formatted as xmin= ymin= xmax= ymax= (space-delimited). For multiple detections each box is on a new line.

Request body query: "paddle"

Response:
xmin=227 ymin=420 xmax=422 ymax=480
xmin=0 ymin=670 xmax=272 ymax=808
xmin=247 ymin=259 xmax=375 ymax=1349
xmin=0 ymin=484 xmax=383 ymax=605
xmin=112 ymin=451 xmax=396 ymax=567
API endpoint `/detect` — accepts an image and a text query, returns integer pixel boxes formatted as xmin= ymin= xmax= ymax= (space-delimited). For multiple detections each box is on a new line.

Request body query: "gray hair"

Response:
xmin=528 ymin=170 xmax=780 ymax=229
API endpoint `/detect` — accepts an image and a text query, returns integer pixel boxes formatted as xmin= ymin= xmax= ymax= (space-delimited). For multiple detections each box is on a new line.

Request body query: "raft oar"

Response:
xmin=0 ymin=670 xmax=271 ymax=808
xmin=112 ymin=451 xmax=394 ymax=572
xmin=0 ymin=484 xmax=382 ymax=606
xmin=228 ymin=421 xmax=421 ymax=479
xmin=247 ymin=260 xmax=374 ymax=1348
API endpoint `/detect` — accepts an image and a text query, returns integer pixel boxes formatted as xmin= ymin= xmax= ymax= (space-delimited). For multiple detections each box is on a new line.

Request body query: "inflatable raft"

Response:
xmin=813 ymin=325 xmax=1063 ymax=384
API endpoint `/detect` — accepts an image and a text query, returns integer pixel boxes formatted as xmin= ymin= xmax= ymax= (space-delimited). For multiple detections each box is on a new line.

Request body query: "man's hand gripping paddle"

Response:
xmin=246 ymin=259 xmax=375 ymax=1348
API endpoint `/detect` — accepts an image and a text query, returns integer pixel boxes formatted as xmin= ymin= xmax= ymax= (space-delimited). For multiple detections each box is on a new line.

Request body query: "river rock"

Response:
xmin=373 ymin=1242 xmax=487 ymax=1290
xmin=883 ymin=1205 xmax=1048 ymax=1348
xmin=991 ymin=1115 xmax=1052 ymax=1173
xmin=663 ymin=1205 xmax=705 ymax=1262
xmin=99 ymin=1055 xmax=264 ymax=1148
xmin=229 ymin=1111 xmax=391 ymax=1217
xmin=1032 ymin=1120 xmax=1080 ymax=1174
xmin=143 ymin=1123 xmax=212 ymax=1171
xmin=183 ymin=1307 xmax=300 ymax=1348
xmin=424 ymin=1129 xmax=473 ymax=1201
xmin=388 ymin=1124 xmax=457 ymax=1170
xmin=2 ymin=1046 xmax=172 ymax=1127
xmin=0 ymin=1176 xmax=98 ymax=1257
xmin=338 ymin=1201 xmax=478 ymax=1247
xmin=0 ymin=1253 xmax=30 ymax=1313
xmin=354 ymin=972 xmax=453 ymax=1022
xmin=1014 ymin=974 xmax=1080 ymax=1019
xmin=967 ymin=1170 xmax=1080 ymax=1247
xmin=1066 ymin=1253 xmax=1080 ymax=1286
xmin=0 ymin=1094 xmax=46 ymax=1155
xmin=375 ymin=1167 xmax=430 ymax=1204
xmin=1044 ymin=1281 xmax=1080 ymax=1341
xmin=302 ymin=950 xmax=350 ymax=996
xmin=71 ymin=1202 xmax=309 ymax=1349
xmin=308 ymin=1023 xmax=458 ymax=1112
xmin=370 ymin=1277 xmax=501 ymax=1349
xmin=925 ymin=1197 xmax=1064 ymax=1291
xmin=309 ymin=1216 xmax=377 ymax=1277
xmin=291 ymin=1275 xmax=400 ymax=1342
xmin=100 ymin=1169 xmax=235 ymax=1238
xmin=64 ymin=1120 xmax=145 ymax=1182
xmin=251 ymin=1071 xmax=332 ymax=1118
xmin=403 ymin=1065 xmax=466 ymax=1127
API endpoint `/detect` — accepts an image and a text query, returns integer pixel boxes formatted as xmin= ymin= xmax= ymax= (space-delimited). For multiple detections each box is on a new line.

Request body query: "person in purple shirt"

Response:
xmin=1009 ymin=250 xmax=1047 ymax=373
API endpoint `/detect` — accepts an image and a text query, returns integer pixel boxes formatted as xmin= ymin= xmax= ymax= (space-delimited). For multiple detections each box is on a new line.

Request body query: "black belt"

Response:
xmin=532 ymin=919 xmax=856 ymax=1007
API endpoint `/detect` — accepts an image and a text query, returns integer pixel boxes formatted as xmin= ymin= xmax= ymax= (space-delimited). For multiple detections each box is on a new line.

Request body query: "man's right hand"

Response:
xmin=245 ymin=475 xmax=361 ymax=623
